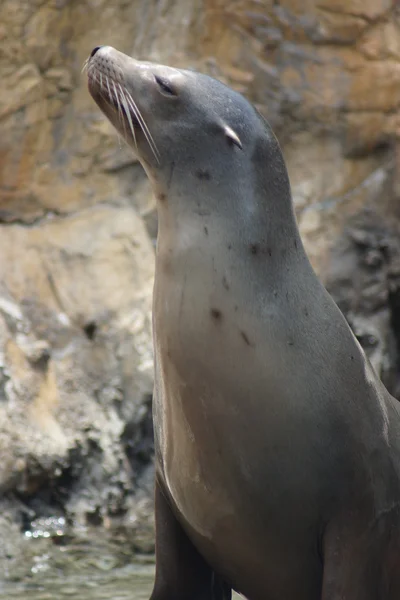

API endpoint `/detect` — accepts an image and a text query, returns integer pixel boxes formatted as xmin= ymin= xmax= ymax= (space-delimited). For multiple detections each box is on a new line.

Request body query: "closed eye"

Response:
xmin=155 ymin=75 xmax=176 ymax=96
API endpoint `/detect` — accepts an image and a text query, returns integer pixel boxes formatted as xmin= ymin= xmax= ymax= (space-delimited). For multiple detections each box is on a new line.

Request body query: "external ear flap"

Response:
xmin=223 ymin=125 xmax=243 ymax=150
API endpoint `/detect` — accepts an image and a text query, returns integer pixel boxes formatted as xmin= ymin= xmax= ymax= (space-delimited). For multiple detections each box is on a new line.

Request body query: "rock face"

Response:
xmin=1 ymin=0 xmax=400 ymax=553
xmin=0 ymin=204 xmax=154 ymax=505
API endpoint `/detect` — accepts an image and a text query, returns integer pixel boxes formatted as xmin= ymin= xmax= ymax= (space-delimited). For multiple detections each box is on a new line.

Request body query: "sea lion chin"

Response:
xmin=87 ymin=45 xmax=400 ymax=600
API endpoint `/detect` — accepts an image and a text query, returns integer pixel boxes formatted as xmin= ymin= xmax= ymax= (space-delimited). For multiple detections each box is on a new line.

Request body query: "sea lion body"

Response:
xmin=87 ymin=46 xmax=400 ymax=600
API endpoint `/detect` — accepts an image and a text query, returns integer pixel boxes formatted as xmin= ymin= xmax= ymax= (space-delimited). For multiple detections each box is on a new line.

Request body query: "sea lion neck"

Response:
xmin=153 ymin=139 xmax=304 ymax=266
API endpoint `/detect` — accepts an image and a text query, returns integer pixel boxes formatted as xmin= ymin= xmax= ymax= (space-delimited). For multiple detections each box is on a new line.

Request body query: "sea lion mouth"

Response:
xmin=84 ymin=54 xmax=160 ymax=164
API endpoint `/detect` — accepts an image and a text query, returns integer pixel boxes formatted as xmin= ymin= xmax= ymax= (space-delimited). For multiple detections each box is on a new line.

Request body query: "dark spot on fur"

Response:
xmin=84 ymin=321 xmax=97 ymax=340
xmin=157 ymin=193 xmax=167 ymax=202
xmin=304 ymin=307 xmax=309 ymax=317
xmin=196 ymin=169 xmax=211 ymax=181
xmin=222 ymin=276 xmax=230 ymax=290
xmin=240 ymin=331 xmax=254 ymax=347
xmin=249 ymin=243 xmax=272 ymax=257
xmin=288 ymin=340 xmax=294 ymax=346
xmin=227 ymin=244 xmax=232 ymax=251
xmin=294 ymin=239 xmax=298 ymax=250
xmin=204 ymin=226 xmax=208 ymax=236
xmin=211 ymin=308 xmax=222 ymax=321
xmin=234 ymin=305 xmax=238 ymax=312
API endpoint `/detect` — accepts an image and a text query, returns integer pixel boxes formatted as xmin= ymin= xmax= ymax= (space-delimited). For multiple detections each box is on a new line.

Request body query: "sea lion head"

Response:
xmin=86 ymin=46 xmax=289 ymax=211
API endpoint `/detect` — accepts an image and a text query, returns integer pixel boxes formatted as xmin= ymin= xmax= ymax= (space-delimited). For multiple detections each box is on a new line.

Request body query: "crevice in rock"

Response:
xmin=315 ymin=4 xmax=392 ymax=24
xmin=121 ymin=393 xmax=154 ymax=484
xmin=13 ymin=461 xmax=70 ymax=531
xmin=83 ymin=321 xmax=97 ymax=341
xmin=12 ymin=442 xmax=108 ymax=531
xmin=0 ymin=199 xmax=134 ymax=228
xmin=0 ymin=210 xmax=62 ymax=227
xmin=326 ymin=209 xmax=400 ymax=398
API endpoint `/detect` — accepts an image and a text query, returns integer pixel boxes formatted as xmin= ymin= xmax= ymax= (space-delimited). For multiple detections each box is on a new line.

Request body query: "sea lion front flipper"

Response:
xmin=150 ymin=477 xmax=231 ymax=600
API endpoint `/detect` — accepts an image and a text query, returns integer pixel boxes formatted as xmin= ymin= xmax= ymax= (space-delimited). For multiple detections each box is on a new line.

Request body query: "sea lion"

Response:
xmin=86 ymin=45 xmax=400 ymax=600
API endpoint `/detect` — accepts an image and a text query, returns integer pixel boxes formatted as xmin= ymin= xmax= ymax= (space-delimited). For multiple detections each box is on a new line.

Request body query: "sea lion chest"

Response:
xmin=151 ymin=231 xmax=332 ymax=554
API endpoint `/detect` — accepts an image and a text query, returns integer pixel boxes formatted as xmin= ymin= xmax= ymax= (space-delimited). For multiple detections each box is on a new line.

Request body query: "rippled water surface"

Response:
xmin=2 ymin=564 xmax=154 ymax=600
xmin=0 ymin=526 xmax=155 ymax=600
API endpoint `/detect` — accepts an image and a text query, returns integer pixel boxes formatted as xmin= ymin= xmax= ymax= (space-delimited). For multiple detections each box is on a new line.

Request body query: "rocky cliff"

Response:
xmin=1 ymin=0 xmax=400 ymax=563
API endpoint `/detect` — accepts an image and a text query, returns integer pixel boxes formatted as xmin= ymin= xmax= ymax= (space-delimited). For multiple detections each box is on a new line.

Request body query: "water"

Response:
xmin=1 ymin=564 xmax=154 ymax=599
xmin=0 ymin=525 xmax=241 ymax=599
xmin=0 ymin=526 xmax=155 ymax=600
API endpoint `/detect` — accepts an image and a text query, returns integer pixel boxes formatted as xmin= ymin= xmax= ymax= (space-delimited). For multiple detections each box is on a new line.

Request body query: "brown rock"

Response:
xmin=347 ymin=62 xmax=400 ymax=112
xmin=342 ymin=112 xmax=388 ymax=157
xmin=315 ymin=0 xmax=392 ymax=21
xmin=360 ymin=21 xmax=400 ymax=60
xmin=0 ymin=203 xmax=154 ymax=522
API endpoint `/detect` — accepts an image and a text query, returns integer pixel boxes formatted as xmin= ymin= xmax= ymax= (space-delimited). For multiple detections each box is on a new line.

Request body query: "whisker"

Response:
xmin=90 ymin=69 xmax=157 ymax=161
xmin=112 ymin=81 xmax=130 ymax=146
xmin=81 ymin=58 xmax=89 ymax=74
xmin=112 ymin=80 xmax=127 ymax=138
xmin=123 ymin=87 xmax=160 ymax=163
xmin=125 ymin=89 xmax=160 ymax=159
xmin=94 ymin=73 xmax=124 ymax=135
xmin=119 ymin=87 xmax=137 ymax=145
xmin=118 ymin=86 xmax=137 ymax=150
xmin=105 ymin=75 xmax=113 ymax=106
xmin=126 ymin=94 xmax=156 ymax=160
xmin=93 ymin=73 xmax=109 ymax=105
xmin=118 ymin=83 xmax=149 ymax=155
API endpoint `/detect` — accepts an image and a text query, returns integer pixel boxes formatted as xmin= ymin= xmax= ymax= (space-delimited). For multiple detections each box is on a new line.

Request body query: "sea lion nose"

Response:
xmin=90 ymin=46 xmax=102 ymax=58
